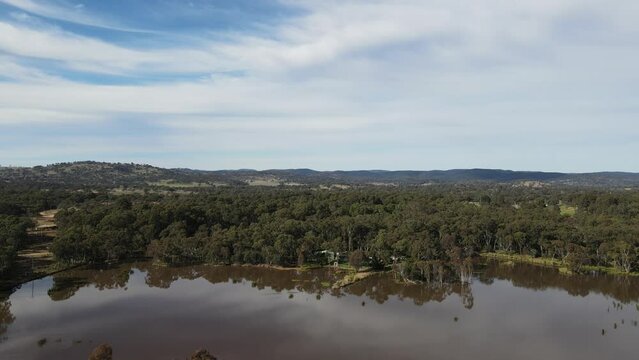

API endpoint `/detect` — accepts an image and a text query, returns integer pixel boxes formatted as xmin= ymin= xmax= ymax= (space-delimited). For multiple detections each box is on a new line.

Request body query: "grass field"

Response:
xmin=559 ymin=204 xmax=577 ymax=216
xmin=147 ymin=180 xmax=219 ymax=188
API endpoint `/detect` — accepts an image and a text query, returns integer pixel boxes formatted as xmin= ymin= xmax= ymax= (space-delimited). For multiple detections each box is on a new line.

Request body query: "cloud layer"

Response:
xmin=1 ymin=0 xmax=638 ymax=171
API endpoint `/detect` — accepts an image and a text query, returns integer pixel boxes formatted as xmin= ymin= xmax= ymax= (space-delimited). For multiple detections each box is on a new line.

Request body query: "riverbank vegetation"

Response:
xmin=482 ymin=252 xmax=639 ymax=276
xmin=51 ymin=186 xmax=639 ymax=277
xmin=2 ymin=184 xmax=639 ymax=283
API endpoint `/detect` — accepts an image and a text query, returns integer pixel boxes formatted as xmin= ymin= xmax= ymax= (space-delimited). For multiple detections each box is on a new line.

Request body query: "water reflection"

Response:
xmin=43 ymin=261 xmax=639 ymax=307
xmin=1 ymin=261 xmax=638 ymax=360
xmin=45 ymin=263 xmax=476 ymax=308
xmin=347 ymin=273 xmax=474 ymax=308
xmin=479 ymin=260 xmax=639 ymax=304
xmin=47 ymin=266 xmax=132 ymax=301
xmin=0 ymin=295 xmax=14 ymax=339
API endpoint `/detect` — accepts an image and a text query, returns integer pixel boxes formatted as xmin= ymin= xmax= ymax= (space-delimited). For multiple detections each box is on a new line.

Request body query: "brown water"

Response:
xmin=1 ymin=261 xmax=638 ymax=360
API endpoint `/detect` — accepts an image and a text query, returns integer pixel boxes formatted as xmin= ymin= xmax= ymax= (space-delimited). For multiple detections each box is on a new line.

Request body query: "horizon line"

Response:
xmin=1 ymin=160 xmax=638 ymax=175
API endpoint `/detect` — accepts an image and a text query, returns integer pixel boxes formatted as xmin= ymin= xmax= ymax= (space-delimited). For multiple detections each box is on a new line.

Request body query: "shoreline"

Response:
xmin=1 ymin=262 xmax=83 ymax=293
xmin=7 ymin=251 xmax=637 ymax=293
xmin=481 ymin=252 xmax=639 ymax=276
xmin=3 ymin=259 xmax=377 ymax=293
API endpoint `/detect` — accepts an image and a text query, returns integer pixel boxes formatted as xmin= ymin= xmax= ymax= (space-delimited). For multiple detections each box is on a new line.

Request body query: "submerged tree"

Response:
xmin=349 ymin=249 xmax=364 ymax=272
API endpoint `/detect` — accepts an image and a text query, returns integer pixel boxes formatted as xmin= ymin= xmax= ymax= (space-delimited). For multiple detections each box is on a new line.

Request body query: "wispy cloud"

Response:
xmin=0 ymin=0 xmax=638 ymax=171
xmin=0 ymin=0 xmax=153 ymax=32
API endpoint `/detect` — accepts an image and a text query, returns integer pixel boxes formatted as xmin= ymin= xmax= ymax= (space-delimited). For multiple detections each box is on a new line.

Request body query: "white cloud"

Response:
xmin=0 ymin=55 xmax=61 ymax=82
xmin=0 ymin=108 xmax=102 ymax=125
xmin=1 ymin=0 xmax=638 ymax=170
xmin=1 ymin=0 xmax=637 ymax=75
xmin=0 ymin=21 xmax=229 ymax=74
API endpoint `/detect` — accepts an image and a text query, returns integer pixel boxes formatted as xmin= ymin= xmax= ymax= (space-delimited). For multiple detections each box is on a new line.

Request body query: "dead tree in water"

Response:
xmin=87 ymin=345 xmax=218 ymax=360
xmin=459 ymin=258 xmax=473 ymax=285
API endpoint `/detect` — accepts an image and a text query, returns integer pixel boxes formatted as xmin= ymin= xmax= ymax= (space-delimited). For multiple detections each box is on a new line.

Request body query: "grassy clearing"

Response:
xmin=244 ymin=178 xmax=282 ymax=187
xmin=333 ymin=263 xmax=373 ymax=272
xmin=30 ymin=209 xmax=59 ymax=235
xmin=147 ymin=180 xmax=217 ymax=188
xmin=481 ymin=252 xmax=563 ymax=267
xmin=298 ymin=264 xmax=324 ymax=271
xmin=559 ymin=204 xmax=577 ymax=216
xmin=580 ymin=264 xmax=639 ymax=276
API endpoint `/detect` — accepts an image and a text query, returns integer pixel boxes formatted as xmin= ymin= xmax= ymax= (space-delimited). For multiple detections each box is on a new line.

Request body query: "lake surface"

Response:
xmin=1 ymin=261 xmax=638 ymax=360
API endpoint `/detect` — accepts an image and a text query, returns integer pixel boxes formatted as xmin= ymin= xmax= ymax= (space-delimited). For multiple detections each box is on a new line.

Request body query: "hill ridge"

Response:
xmin=1 ymin=161 xmax=638 ymax=187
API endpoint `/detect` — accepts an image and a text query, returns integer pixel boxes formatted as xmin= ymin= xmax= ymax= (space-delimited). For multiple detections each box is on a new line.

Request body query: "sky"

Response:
xmin=0 ymin=0 xmax=638 ymax=172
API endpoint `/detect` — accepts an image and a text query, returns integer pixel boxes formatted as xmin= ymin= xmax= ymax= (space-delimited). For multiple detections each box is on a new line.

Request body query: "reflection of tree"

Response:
xmin=346 ymin=273 xmax=474 ymax=308
xmin=47 ymin=262 xmax=473 ymax=306
xmin=142 ymin=264 xmax=185 ymax=288
xmin=48 ymin=276 xmax=90 ymax=301
xmin=460 ymin=283 xmax=474 ymax=309
xmin=43 ymin=261 xmax=639 ymax=307
xmin=142 ymin=264 xmax=342 ymax=295
xmin=0 ymin=296 xmax=14 ymax=338
xmin=481 ymin=260 xmax=639 ymax=303
xmin=143 ymin=264 xmax=474 ymax=307
xmin=48 ymin=265 xmax=132 ymax=301
xmin=48 ymin=262 xmax=462 ymax=305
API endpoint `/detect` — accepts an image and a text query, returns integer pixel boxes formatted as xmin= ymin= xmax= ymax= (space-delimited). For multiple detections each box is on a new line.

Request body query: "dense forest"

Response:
xmin=23 ymin=186 xmax=639 ymax=276
xmin=1 ymin=183 xmax=638 ymax=281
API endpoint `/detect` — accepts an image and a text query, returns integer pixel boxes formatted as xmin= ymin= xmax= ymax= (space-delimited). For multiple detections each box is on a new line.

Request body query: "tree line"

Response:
xmin=43 ymin=185 xmax=639 ymax=279
xmin=0 ymin=195 xmax=36 ymax=275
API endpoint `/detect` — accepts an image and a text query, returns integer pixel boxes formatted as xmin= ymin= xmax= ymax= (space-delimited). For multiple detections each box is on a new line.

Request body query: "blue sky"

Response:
xmin=0 ymin=0 xmax=638 ymax=171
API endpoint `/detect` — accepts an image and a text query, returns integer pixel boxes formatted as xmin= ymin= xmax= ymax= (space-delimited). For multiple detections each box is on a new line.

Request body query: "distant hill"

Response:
xmin=1 ymin=161 xmax=638 ymax=188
